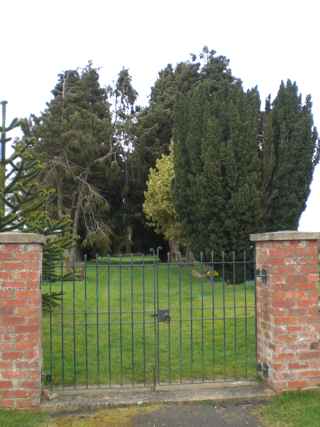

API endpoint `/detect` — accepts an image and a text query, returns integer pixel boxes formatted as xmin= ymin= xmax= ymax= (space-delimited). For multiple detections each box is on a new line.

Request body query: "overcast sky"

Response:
xmin=1 ymin=0 xmax=319 ymax=230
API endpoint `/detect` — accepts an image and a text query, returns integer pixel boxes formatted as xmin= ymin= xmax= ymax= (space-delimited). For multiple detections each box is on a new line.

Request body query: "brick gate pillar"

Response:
xmin=250 ymin=231 xmax=320 ymax=392
xmin=0 ymin=232 xmax=45 ymax=409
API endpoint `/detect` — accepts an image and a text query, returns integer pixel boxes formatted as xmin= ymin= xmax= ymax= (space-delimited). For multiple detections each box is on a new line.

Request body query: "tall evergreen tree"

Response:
xmin=28 ymin=63 xmax=115 ymax=261
xmin=261 ymin=80 xmax=319 ymax=230
xmin=174 ymin=51 xmax=261 ymax=256
xmin=106 ymin=68 xmax=140 ymax=253
xmin=0 ymin=109 xmax=43 ymax=231
xmin=174 ymin=59 xmax=319 ymax=257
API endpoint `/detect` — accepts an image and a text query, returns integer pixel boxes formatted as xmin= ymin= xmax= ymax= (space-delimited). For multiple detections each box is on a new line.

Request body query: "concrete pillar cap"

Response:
xmin=0 ymin=232 xmax=46 ymax=245
xmin=250 ymin=230 xmax=320 ymax=242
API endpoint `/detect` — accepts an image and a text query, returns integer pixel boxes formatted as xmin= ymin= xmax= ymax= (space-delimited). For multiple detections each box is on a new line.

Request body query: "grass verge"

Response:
xmin=258 ymin=390 xmax=320 ymax=427
xmin=0 ymin=409 xmax=48 ymax=427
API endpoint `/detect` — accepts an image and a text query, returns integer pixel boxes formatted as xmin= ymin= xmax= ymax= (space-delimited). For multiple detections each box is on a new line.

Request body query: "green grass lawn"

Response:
xmin=258 ymin=390 xmax=320 ymax=427
xmin=0 ymin=410 xmax=48 ymax=427
xmin=42 ymin=259 xmax=256 ymax=387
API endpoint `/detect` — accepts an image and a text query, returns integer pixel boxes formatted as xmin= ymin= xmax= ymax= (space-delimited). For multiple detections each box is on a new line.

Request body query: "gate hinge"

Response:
xmin=257 ymin=362 xmax=269 ymax=378
xmin=256 ymin=268 xmax=267 ymax=285
xmin=41 ymin=371 xmax=52 ymax=385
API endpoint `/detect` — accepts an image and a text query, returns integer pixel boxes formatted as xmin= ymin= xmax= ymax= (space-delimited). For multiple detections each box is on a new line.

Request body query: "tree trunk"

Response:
xmin=70 ymin=187 xmax=82 ymax=264
xmin=125 ymin=225 xmax=133 ymax=254
xmin=186 ymin=247 xmax=195 ymax=262
xmin=56 ymin=179 xmax=64 ymax=219
xmin=168 ymin=239 xmax=181 ymax=261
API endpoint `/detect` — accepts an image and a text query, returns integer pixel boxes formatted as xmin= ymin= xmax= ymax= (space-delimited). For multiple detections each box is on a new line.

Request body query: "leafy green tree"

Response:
xmin=143 ymin=146 xmax=184 ymax=256
xmin=261 ymin=80 xmax=319 ymax=230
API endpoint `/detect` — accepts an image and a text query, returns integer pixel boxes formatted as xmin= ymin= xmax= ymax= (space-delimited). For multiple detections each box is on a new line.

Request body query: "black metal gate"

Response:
xmin=42 ymin=251 xmax=256 ymax=389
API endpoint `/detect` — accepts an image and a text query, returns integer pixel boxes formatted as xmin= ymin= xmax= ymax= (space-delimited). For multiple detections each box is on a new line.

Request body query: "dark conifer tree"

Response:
xmin=28 ymin=63 xmax=115 ymax=261
xmin=174 ymin=65 xmax=319 ymax=258
xmin=261 ymin=80 xmax=319 ymax=230
xmin=174 ymin=51 xmax=261 ymax=256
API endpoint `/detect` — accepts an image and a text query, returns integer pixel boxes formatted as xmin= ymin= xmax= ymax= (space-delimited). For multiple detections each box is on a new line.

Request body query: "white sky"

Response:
xmin=1 ymin=0 xmax=319 ymax=230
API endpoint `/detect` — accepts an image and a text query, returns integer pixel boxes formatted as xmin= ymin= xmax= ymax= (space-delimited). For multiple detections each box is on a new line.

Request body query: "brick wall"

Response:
xmin=251 ymin=231 xmax=320 ymax=392
xmin=0 ymin=233 xmax=45 ymax=409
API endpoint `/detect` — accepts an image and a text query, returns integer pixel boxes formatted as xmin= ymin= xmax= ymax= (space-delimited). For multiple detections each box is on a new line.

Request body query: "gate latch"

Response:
xmin=256 ymin=269 xmax=267 ymax=285
xmin=152 ymin=309 xmax=171 ymax=323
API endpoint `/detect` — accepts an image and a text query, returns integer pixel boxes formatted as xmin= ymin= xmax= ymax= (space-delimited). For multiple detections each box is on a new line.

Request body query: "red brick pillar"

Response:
xmin=0 ymin=232 xmax=45 ymax=409
xmin=250 ymin=231 xmax=320 ymax=392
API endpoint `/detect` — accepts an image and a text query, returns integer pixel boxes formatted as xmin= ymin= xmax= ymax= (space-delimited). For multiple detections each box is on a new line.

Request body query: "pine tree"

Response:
xmin=0 ymin=104 xmax=72 ymax=310
xmin=28 ymin=63 xmax=114 ymax=261
xmin=0 ymin=108 xmax=44 ymax=232
xmin=106 ymin=68 xmax=140 ymax=253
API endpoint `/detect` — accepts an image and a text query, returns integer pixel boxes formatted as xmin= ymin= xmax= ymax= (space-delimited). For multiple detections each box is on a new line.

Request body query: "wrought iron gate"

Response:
xmin=42 ymin=251 xmax=256 ymax=389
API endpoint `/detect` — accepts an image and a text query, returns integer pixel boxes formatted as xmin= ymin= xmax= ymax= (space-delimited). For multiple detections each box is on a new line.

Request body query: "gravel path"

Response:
xmin=48 ymin=401 xmax=265 ymax=426
xmin=133 ymin=402 xmax=263 ymax=427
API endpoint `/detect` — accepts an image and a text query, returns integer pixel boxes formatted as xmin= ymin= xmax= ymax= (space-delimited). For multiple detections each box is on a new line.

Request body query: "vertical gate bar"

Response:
xmin=142 ymin=254 xmax=146 ymax=386
xmin=167 ymin=252 xmax=172 ymax=384
xmin=130 ymin=254 xmax=135 ymax=386
xmin=84 ymin=255 xmax=89 ymax=388
xmin=119 ymin=254 xmax=123 ymax=385
xmin=95 ymin=255 xmax=100 ymax=386
xmin=222 ymin=251 xmax=226 ymax=378
xmin=152 ymin=249 xmax=158 ymax=387
xmin=178 ymin=257 xmax=183 ymax=383
xmin=156 ymin=249 xmax=160 ymax=383
xmin=232 ymin=251 xmax=237 ymax=377
xmin=211 ymin=251 xmax=215 ymax=379
xmin=200 ymin=252 xmax=205 ymax=382
xmin=189 ymin=254 xmax=193 ymax=382
xmin=48 ymin=258 xmax=53 ymax=390
xmin=60 ymin=256 xmax=65 ymax=388
xmin=72 ymin=257 xmax=77 ymax=388
xmin=243 ymin=250 xmax=248 ymax=378
xmin=107 ymin=256 xmax=112 ymax=387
